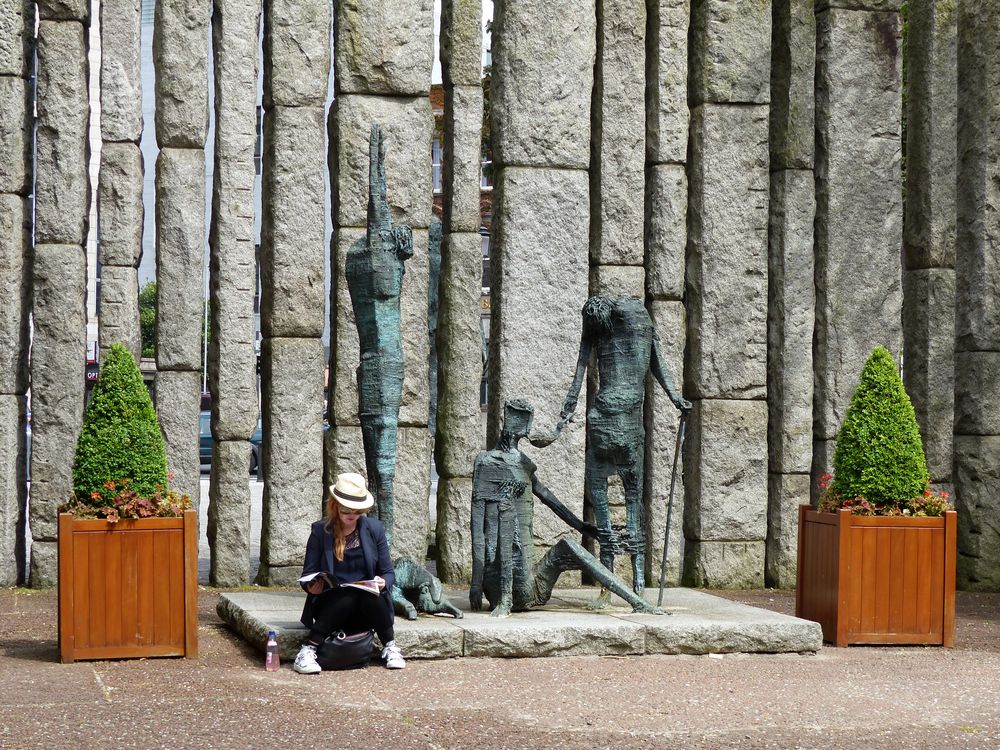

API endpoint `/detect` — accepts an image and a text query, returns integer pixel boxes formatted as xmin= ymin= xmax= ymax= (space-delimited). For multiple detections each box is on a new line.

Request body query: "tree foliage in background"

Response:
xmin=139 ymin=281 xmax=156 ymax=359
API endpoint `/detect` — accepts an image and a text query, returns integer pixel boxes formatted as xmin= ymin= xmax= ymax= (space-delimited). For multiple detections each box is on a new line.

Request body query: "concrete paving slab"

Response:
xmin=217 ymin=586 xmax=823 ymax=661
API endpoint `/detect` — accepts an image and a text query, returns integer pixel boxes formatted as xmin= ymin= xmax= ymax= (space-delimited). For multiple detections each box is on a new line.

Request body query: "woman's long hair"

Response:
xmin=323 ymin=495 xmax=367 ymax=562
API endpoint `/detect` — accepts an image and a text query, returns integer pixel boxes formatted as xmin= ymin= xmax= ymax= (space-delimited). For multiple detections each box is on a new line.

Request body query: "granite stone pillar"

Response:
xmin=766 ymin=0 xmax=815 ymax=589
xmin=327 ymin=0 xmax=434 ymax=563
xmin=256 ymin=0 xmax=328 ymax=585
xmin=207 ymin=0 xmax=262 ymax=586
xmin=98 ymin=0 xmax=144 ymax=363
xmin=954 ymin=1 xmax=1000 ymax=591
xmin=684 ymin=0 xmax=770 ymax=588
xmin=29 ymin=12 xmax=90 ymax=586
xmin=153 ymin=0 xmax=208 ymax=517
xmin=487 ymin=0 xmax=593 ymax=575
xmin=813 ymin=4 xmax=903 ymax=493
xmin=903 ymin=0 xmax=957 ymax=485
xmin=0 ymin=0 xmax=31 ymax=586
xmin=435 ymin=0 xmax=484 ymax=583
xmin=643 ymin=0 xmax=689 ymax=588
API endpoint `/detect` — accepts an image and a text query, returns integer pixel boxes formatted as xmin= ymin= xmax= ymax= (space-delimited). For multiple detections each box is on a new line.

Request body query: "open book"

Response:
xmin=297 ymin=572 xmax=381 ymax=596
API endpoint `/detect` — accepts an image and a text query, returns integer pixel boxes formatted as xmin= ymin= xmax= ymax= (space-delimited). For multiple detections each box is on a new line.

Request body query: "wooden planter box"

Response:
xmin=58 ymin=510 xmax=198 ymax=663
xmin=795 ymin=505 xmax=956 ymax=647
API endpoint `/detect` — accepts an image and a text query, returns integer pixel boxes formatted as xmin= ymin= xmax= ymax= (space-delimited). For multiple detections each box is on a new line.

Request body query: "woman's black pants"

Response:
xmin=307 ymin=588 xmax=394 ymax=646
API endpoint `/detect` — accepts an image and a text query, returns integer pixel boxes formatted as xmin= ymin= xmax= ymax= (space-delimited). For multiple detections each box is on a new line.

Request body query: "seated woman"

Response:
xmin=293 ymin=472 xmax=405 ymax=673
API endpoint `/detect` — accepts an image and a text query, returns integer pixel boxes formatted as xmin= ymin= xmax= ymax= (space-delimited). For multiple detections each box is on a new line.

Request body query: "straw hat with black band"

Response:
xmin=329 ymin=472 xmax=375 ymax=510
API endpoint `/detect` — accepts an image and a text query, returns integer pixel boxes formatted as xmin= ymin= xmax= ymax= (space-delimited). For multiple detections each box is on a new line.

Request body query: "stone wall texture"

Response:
xmin=954 ymin=1 xmax=1000 ymax=591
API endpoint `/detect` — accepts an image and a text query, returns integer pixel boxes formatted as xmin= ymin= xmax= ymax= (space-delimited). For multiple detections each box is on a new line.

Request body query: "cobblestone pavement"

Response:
xmin=2 ymin=587 xmax=999 ymax=749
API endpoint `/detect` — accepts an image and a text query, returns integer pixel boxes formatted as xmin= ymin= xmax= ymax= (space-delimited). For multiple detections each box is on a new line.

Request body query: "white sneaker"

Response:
xmin=381 ymin=641 xmax=405 ymax=669
xmin=293 ymin=643 xmax=321 ymax=674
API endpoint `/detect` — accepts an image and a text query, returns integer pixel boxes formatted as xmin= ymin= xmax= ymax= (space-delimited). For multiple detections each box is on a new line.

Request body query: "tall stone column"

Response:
xmin=435 ymin=0 xmax=484 ymax=583
xmin=29 ymin=10 xmax=91 ymax=587
xmin=903 ymin=1 xmax=957 ymax=487
xmin=207 ymin=0 xmax=261 ymax=587
xmin=256 ymin=0 xmax=329 ymax=585
xmin=153 ymin=0 xmax=209 ymax=512
xmin=766 ymin=0 xmax=815 ymax=589
xmin=813 ymin=3 xmax=903 ymax=491
xmin=98 ymin=0 xmax=144 ymax=363
xmin=0 ymin=0 xmax=32 ymax=586
xmin=644 ymin=0 xmax=689 ymax=587
xmin=327 ymin=0 xmax=434 ymax=565
xmin=954 ymin=1 xmax=1000 ymax=591
xmin=683 ymin=1 xmax=771 ymax=588
xmin=488 ymin=0 xmax=594 ymax=571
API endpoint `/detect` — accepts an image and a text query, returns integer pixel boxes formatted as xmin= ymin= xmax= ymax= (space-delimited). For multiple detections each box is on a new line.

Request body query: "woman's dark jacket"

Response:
xmin=299 ymin=515 xmax=396 ymax=627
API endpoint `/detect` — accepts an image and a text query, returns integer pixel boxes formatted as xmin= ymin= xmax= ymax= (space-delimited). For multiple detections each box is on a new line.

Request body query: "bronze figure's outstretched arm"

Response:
xmin=651 ymin=333 xmax=692 ymax=413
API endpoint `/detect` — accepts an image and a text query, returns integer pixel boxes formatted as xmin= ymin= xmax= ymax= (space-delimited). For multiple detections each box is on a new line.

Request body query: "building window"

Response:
xmin=432 ymin=139 xmax=443 ymax=194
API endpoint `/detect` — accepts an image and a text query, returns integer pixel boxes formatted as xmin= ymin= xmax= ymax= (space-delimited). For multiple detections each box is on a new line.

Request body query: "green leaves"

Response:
xmin=832 ymin=346 xmax=929 ymax=505
xmin=72 ymin=343 xmax=168 ymax=506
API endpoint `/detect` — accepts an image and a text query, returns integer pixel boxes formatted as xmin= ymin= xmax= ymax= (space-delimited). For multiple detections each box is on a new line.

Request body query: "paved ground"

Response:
xmin=3 ymin=586 xmax=999 ymax=749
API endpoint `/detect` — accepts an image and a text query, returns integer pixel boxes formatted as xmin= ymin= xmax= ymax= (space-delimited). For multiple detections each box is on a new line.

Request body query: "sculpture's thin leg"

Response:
xmin=532 ymin=538 xmax=663 ymax=614
xmin=491 ymin=500 xmax=515 ymax=617
xmin=621 ymin=456 xmax=645 ymax=596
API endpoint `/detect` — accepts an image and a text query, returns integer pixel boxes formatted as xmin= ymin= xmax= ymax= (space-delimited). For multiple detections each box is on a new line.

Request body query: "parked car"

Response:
xmin=199 ymin=411 xmax=263 ymax=480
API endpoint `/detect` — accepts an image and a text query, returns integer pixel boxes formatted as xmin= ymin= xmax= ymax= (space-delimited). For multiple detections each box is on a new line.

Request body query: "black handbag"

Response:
xmin=316 ymin=630 xmax=375 ymax=671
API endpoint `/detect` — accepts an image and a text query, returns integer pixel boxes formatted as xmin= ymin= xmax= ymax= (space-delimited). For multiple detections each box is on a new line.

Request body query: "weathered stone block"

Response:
xmin=954 ymin=352 xmax=1000 ymax=437
xmin=100 ymin=0 xmax=143 ymax=142
xmin=259 ymin=337 xmax=325 ymax=578
xmin=954 ymin=2 xmax=1000 ymax=353
xmin=28 ymin=540 xmax=58 ymax=588
xmin=644 ymin=300 xmax=686 ymax=587
xmin=903 ymin=0 xmax=956 ymax=270
xmin=0 ymin=394 xmax=27 ymax=586
xmin=954 ymin=436 xmax=1000 ymax=591
xmin=443 ymin=84 xmax=484 ymax=234
xmin=770 ymin=0 xmax=816 ymax=169
xmin=591 ymin=0 xmax=645 ymax=267
xmin=98 ymin=142 xmax=144 ymax=267
xmin=435 ymin=232 xmax=486 ymax=478
xmin=686 ymin=104 xmax=769 ymax=400
xmin=0 ymin=194 xmax=29 ymax=395
xmin=37 ymin=0 xmax=88 ymax=21
xmin=492 ymin=0 xmax=595 ymax=169
xmin=335 ymin=0 xmax=432 ymax=96
xmin=683 ymin=540 xmax=765 ymax=589
xmin=646 ymin=0 xmax=689 ymax=164
xmin=816 ymin=0 xmax=901 ymax=9
xmin=153 ymin=0 xmax=209 ymax=148
xmin=435 ymin=476 xmax=474 ymax=584
xmin=440 ymin=0 xmax=483 ymax=88
xmin=325 ymin=425 xmax=432 ymax=565
xmin=264 ymin=0 xmax=329 ymax=107
xmin=35 ymin=20 xmax=90 ymax=246
xmin=155 ymin=147 xmax=206 ymax=371
xmin=208 ymin=439 xmax=252 ymax=587
xmin=768 ymin=169 xmax=815 ymax=475
xmin=0 ymin=0 xmax=31 ymax=77
xmin=330 ymin=228 xmax=430 ymax=429
xmin=488 ymin=166 xmax=589 ymax=551
xmin=645 ymin=164 xmax=686 ymax=301
xmin=98 ymin=264 xmax=141 ymax=363
xmin=766 ymin=472 xmax=808 ymax=589
xmin=329 ymin=94 xmax=433 ymax=229
xmin=690 ymin=0 xmax=772 ymax=105
xmin=903 ymin=268 xmax=955 ymax=481
xmin=0 ymin=75 xmax=29 ymax=194
xmin=29 ymin=245 xmax=86 ymax=542
xmin=814 ymin=8 xmax=902 ymax=440
xmin=684 ymin=399 xmax=767 ymax=542
xmin=588 ymin=265 xmax=645 ymax=298
xmin=155 ymin=369 xmax=202 ymax=512
xmin=260 ymin=105 xmax=326 ymax=338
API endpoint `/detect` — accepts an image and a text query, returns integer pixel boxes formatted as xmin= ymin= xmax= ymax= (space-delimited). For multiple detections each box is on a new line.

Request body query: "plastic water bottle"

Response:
xmin=265 ymin=630 xmax=280 ymax=672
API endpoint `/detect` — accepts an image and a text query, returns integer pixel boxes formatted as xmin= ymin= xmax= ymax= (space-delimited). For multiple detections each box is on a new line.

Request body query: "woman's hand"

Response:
xmin=374 ymin=575 xmax=386 ymax=591
xmin=306 ymin=580 xmax=325 ymax=596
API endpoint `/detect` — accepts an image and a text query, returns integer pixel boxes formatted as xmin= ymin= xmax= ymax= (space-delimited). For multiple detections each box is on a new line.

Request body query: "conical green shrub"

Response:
xmin=72 ymin=343 xmax=168 ymax=504
xmin=832 ymin=346 xmax=929 ymax=505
